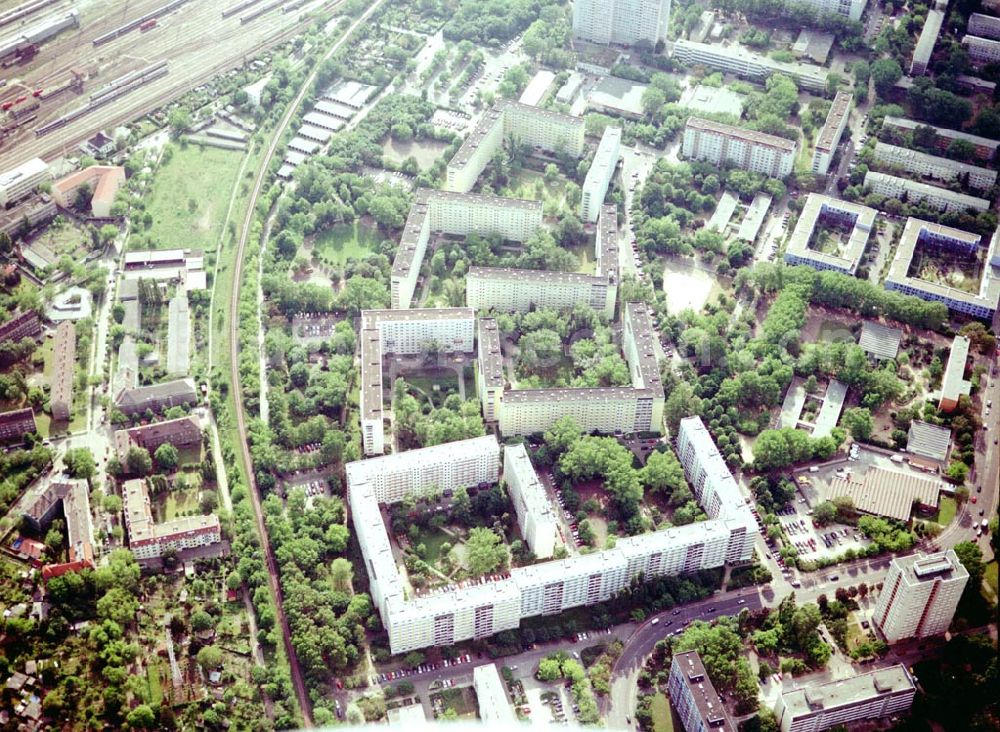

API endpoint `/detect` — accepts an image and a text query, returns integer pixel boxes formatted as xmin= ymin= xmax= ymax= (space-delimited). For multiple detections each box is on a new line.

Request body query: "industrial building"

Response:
xmin=784 ymin=194 xmax=876 ymax=275
xmin=51 ymin=166 xmax=126 ymax=218
xmin=50 ymin=321 xmax=75 ymax=422
xmin=883 ymin=219 xmax=999 ymax=320
xmin=906 ymin=420 xmax=952 ymax=463
xmin=774 ymin=666 xmax=916 ymax=732
xmin=0 ymin=158 xmax=51 ymax=208
xmin=446 ymin=102 xmax=585 ymax=193
xmin=939 ymin=335 xmax=972 ymax=411
xmin=359 ymin=307 xmax=476 ymax=455
xmin=671 ymin=40 xmax=829 ymax=93
xmin=812 ymin=91 xmax=852 ymax=176
xmin=828 ymin=466 xmax=941 ymax=522
xmin=465 ymin=204 xmax=618 ymax=318
xmin=962 ymin=34 xmax=1000 ymax=67
xmin=881 ymin=116 xmax=999 ymax=162
xmin=668 ymin=651 xmax=734 ymax=732
xmin=873 ymin=142 xmax=998 ymax=191
xmin=873 ymin=550 xmax=968 ymax=642
xmin=122 ymin=478 xmax=222 ymax=562
xmin=682 ymin=117 xmax=797 ymax=178
xmin=864 ymin=171 xmax=991 ymax=213
xmin=911 ymin=9 xmax=944 ymax=75
xmin=504 ymin=444 xmax=558 ymax=559
xmin=572 ymin=0 xmax=673 ymax=45
xmin=581 ymin=126 xmax=622 ymax=223
xmin=390 ymin=189 xmax=543 ymax=310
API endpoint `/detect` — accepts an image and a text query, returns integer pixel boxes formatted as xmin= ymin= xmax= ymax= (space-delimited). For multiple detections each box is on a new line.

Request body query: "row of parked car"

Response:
xmin=375 ymin=653 xmax=476 ymax=684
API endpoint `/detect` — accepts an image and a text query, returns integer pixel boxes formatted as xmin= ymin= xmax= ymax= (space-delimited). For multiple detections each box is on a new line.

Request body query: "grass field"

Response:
xmin=142 ymin=144 xmax=245 ymax=252
xmin=154 ymin=488 xmax=201 ymax=522
xmin=651 ymin=693 xmax=675 ymax=732
xmin=414 ymin=526 xmax=458 ymax=568
xmin=310 ymin=221 xmax=381 ymax=269
xmin=985 ymin=561 xmax=998 ymax=601
xmin=432 ymin=686 xmax=479 ymax=719
xmin=147 ymin=663 xmax=164 ymax=706
xmin=936 ymin=496 xmax=957 ymax=526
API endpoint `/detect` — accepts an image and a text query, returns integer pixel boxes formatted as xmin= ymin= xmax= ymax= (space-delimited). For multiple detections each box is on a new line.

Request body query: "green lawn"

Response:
xmin=310 ymin=221 xmax=381 ymax=269
xmin=936 ymin=496 xmax=958 ymax=526
xmin=141 ymin=143 xmax=245 ymax=252
xmin=155 ymin=488 xmax=201 ymax=522
xmin=147 ymin=663 xmax=164 ymax=706
xmin=651 ymin=693 xmax=675 ymax=732
xmin=414 ymin=526 xmax=457 ymax=568
xmin=984 ymin=561 xmax=998 ymax=601
xmin=567 ymin=240 xmax=596 ymax=274
xmin=432 ymin=687 xmax=479 ymax=719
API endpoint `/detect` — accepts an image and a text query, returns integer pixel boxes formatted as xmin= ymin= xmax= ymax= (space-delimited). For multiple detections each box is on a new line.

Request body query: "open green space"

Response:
xmin=27 ymin=217 xmax=89 ymax=262
xmin=381 ymin=138 xmax=450 ymax=170
xmin=154 ymin=488 xmax=201 ymax=522
xmin=431 ymin=686 xmax=479 ymax=719
xmin=506 ymin=169 xmax=568 ymax=213
xmin=567 ymin=240 xmax=596 ymax=274
xmin=935 ymin=496 xmax=957 ymax=526
xmin=650 ymin=693 xmax=675 ymax=732
xmin=147 ymin=663 xmax=164 ymax=706
xmin=985 ymin=561 xmax=998 ymax=600
xmin=412 ymin=526 xmax=458 ymax=568
xmin=141 ymin=144 xmax=245 ymax=252
xmin=310 ymin=221 xmax=381 ymax=269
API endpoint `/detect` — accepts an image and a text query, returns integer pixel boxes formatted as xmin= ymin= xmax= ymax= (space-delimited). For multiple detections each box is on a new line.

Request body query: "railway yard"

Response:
xmin=0 ymin=0 xmax=334 ymax=167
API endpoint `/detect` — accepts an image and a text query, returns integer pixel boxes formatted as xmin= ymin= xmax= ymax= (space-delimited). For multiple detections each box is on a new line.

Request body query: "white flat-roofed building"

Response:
xmin=0 ymin=158 xmax=51 ymax=208
xmin=122 ymin=479 xmax=221 ymax=561
xmin=798 ymin=0 xmax=866 ymax=20
xmin=446 ymin=102 xmax=585 ymax=193
xmin=884 ymin=219 xmax=999 ymax=321
xmin=873 ymin=550 xmax=969 ymax=642
xmin=467 ymin=267 xmax=613 ymax=317
xmin=738 ymin=193 xmax=772 ymax=242
xmin=873 ymin=142 xmax=998 ymax=191
xmin=940 ymin=334 xmax=972 ymax=411
xmin=581 ymin=126 xmax=622 ymax=223
xmin=617 ymin=521 xmax=731 ymax=579
xmin=623 ymin=301 xmax=665 ymax=410
xmin=707 ymin=192 xmax=738 ymax=233
xmin=478 ymin=318 xmax=505 ymax=422
xmin=683 ymin=117 xmax=797 ymax=178
xmin=513 ymin=549 xmax=629 ymax=617
xmin=359 ymin=307 xmax=476 ymax=454
xmin=669 ymin=651 xmax=734 ymax=732
xmin=519 ymin=69 xmax=556 ymax=107
xmin=812 ymin=91 xmax=852 ymax=175
xmin=785 ymin=194 xmax=876 ymax=275
xmin=962 ymin=34 xmax=1000 ymax=67
xmin=473 ymin=664 xmax=518 ymax=724
xmin=347 ymin=435 xmax=499 ymax=505
xmin=390 ymin=189 xmax=544 ymax=310
xmin=676 ymin=416 xmax=756 ymax=562
xmin=572 ymin=0 xmax=673 ymax=45
xmin=775 ymin=666 xmax=915 ymax=732
xmin=911 ymin=9 xmax=945 ymax=74
xmin=906 ymin=420 xmax=951 ymax=462
xmin=881 ymin=116 xmax=999 ymax=162
xmin=504 ymin=444 xmax=558 ymax=559
xmin=348 ymin=477 xmax=406 ymax=619
xmin=499 ymin=386 xmax=660 ymax=436
xmin=864 ymin=171 xmax=991 ymax=213
xmin=672 ymin=40 xmax=829 ymax=93
xmin=968 ymin=12 xmax=1000 ymax=39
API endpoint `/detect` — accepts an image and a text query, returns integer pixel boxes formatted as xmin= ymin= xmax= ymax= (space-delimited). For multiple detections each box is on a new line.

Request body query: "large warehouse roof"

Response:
xmin=906 ymin=421 xmax=951 ymax=462
xmin=859 ymin=321 xmax=903 ymax=360
xmin=830 ymin=466 xmax=941 ymax=522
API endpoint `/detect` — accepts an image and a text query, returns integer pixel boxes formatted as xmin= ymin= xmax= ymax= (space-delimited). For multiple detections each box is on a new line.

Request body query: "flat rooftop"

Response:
xmin=672 ymin=651 xmax=732 ymax=731
xmin=785 ymin=193 xmax=876 ymax=273
xmin=502 ymin=386 xmax=656 ymax=403
xmin=829 ymin=466 xmax=941 ymax=521
xmin=874 ymin=142 xmax=998 ymax=184
xmin=686 ymin=116 xmax=797 ymax=152
xmin=780 ymin=666 xmax=914 ymax=718
xmin=467 ymin=265 xmax=608 ymax=286
xmin=816 ymin=91 xmax=852 ymax=153
xmin=478 ymin=318 xmax=504 ymax=388
xmin=882 ymin=116 xmax=999 ymax=152
xmin=361 ymin=307 xmax=475 ymax=328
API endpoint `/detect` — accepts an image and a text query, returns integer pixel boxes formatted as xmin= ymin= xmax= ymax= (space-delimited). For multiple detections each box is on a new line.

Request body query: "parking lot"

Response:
xmin=773 ymin=499 xmax=872 ymax=564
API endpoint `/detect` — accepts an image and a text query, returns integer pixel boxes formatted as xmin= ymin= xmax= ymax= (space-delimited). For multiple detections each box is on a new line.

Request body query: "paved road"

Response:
xmin=224 ymin=1 xmax=386 ymax=726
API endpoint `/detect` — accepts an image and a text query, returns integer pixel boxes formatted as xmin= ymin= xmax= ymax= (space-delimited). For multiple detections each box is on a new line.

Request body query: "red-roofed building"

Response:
xmin=51 ymin=166 xmax=125 ymax=218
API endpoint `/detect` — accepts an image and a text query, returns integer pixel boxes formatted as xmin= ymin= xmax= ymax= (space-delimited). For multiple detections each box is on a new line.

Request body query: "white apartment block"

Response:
xmin=676 ymin=417 xmax=756 ymax=563
xmin=864 ymin=171 xmax=991 ymax=213
xmin=122 ymin=479 xmax=222 ymax=561
xmin=962 ymin=34 xmax=1000 ymax=68
xmin=0 ymin=158 xmax=51 ymax=208
xmin=581 ymin=126 xmax=622 ymax=223
xmin=390 ymin=189 xmax=543 ymax=310
xmin=873 ymin=142 xmax=998 ymax=191
xmin=812 ymin=91 xmax=852 ymax=176
xmin=467 ymin=204 xmax=619 ymax=318
xmin=623 ymin=301 xmax=665 ymax=425
xmin=360 ymin=307 xmax=476 ymax=455
xmin=683 ymin=117 xmax=797 ymax=179
xmin=477 ymin=318 xmax=505 ymax=422
xmin=446 ymin=102 xmax=585 ymax=193
xmin=802 ymin=0 xmax=866 ymax=20
xmin=775 ymin=666 xmax=916 ymax=732
xmin=513 ymin=551 xmax=630 ymax=616
xmin=911 ymin=9 xmax=945 ymax=75
xmin=572 ymin=0 xmax=673 ymax=45
xmin=784 ymin=194 xmax=877 ymax=275
xmin=346 ymin=434 xmax=500 ymax=504
xmin=968 ymin=12 xmax=1000 ymax=40
xmin=504 ymin=444 xmax=558 ymax=559
xmin=499 ymin=387 xmax=661 ymax=436
xmin=672 ymin=40 xmax=828 ymax=93
xmin=884 ymin=218 xmax=1000 ymax=321
xmin=873 ymin=550 xmax=969 ymax=643
xmin=473 ymin=665 xmax=518 ymax=724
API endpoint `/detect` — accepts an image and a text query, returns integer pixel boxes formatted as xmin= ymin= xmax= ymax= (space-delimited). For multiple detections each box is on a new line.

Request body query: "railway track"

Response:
xmin=225 ymin=0 xmax=386 ymax=725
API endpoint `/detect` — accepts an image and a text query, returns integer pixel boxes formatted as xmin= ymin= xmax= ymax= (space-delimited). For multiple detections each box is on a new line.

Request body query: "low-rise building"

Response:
xmin=774 ymin=666 xmax=916 ymax=732
xmin=784 ymin=194 xmax=876 ymax=275
xmin=881 ymin=116 xmax=998 ymax=162
xmin=873 ymin=550 xmax=968 ymax=642
xmin=683 ymin=117 xmax=797 ymax=178
xmin=519 ymin=69 xmax=556 ymax=107
xmin=672 ymin=39 xmax=828 ymax=93
xmin=472 ymin=664 xmax=517 ymax=724
xmin=829 ymin=466 xmax=941 ymax=522
xmin=50 ymin=321 xmax=75 ymax=421
xmin=166 ymin=290 xmax=190 ymax=376
xmin=51 ymin=166 xmax=125 ymax=217
xmin=113 ymin=415 xmax=202 ymax=466
xmin=0 ymin=310 xmax=41 ymax=346
xmin=883 ymin=219 xmax=999 ymax=321
xmin=504 ymin=444 xmax=558 ymax=559
xmin=0 ymin=408 xmax=36 ymax=443
xmin=939 ymin=335 xmax=972 ymax=411
xmin=812 ymin=91 xmax=852 ymax=176
xmin=0 ymin=158 xmax=51 ymax=208
xmin=669 ymin=651 xmax=734 ymax=732
xmin=114 ymin=378 xmax=199 ymax=417
xmin=873 ymin=142 xmax=997 ymax=191
xmin=906 ymin=420 xmax=951 ymax=462
xmin=962 ymin=34 xmax=1000 ymax=68
xmin=911 ymin=9 xmax=945 ymax=74
xmin=864 ymin=171 xmax=991 ymax=213
xmin=858 ymin=321 xmax=902 ymax=361
xmin=122 ymin=478 xmax=221 ymax=561
xmin=581 ymin=126 xmax=622 ymax=223
xmin=737 ymin=192 xmax=772 ymax=243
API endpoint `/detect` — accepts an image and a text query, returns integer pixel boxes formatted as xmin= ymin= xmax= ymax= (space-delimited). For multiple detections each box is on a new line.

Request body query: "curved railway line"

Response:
xmin=225 ymin=0 xmax=385 ymax=724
